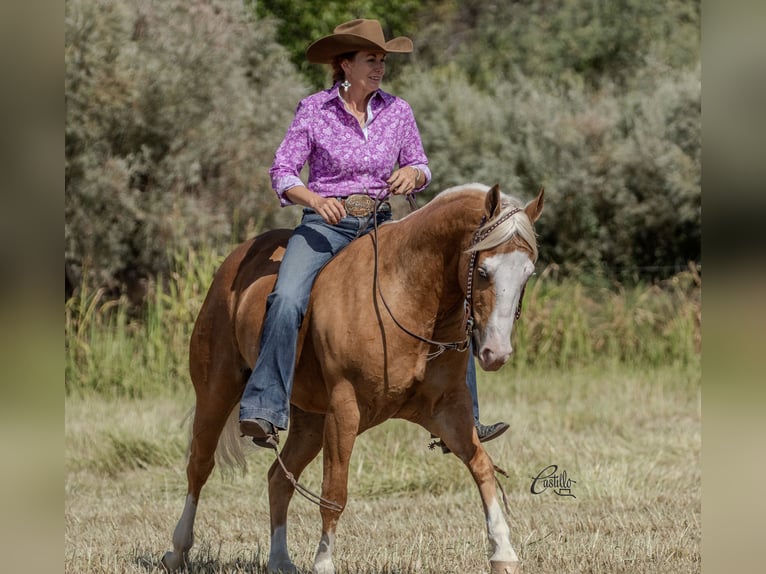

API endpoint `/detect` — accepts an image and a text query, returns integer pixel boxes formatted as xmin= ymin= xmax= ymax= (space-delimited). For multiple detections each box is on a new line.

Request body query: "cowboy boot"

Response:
xmin=476 ymin=420 xmax=509 ymax=443
xmin=240 ymin=418 xmax=280 ymax=449
xmin=429 ymin=421 xmax=509 ymax=454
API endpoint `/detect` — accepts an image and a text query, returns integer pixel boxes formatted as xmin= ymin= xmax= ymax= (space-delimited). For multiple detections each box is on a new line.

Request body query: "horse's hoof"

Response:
xmin=312 ymin=559 xmax=335 ymax=574
xmin=490 ymin=560 xmax=521 ymax=574
xmin=161 ymin=551 xmax=185 ymax=572
xmin=268 ymin=559 xmax=300 ymax=574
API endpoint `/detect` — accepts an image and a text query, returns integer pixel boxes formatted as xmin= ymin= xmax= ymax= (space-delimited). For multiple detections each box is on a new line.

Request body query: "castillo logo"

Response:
xmin=530 ymin=464 xmax=577 ymax=498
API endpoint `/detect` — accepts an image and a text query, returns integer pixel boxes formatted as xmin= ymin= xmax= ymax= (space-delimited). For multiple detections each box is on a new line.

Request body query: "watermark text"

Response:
xmin=530 ymin=464 xmax=577 ymax=498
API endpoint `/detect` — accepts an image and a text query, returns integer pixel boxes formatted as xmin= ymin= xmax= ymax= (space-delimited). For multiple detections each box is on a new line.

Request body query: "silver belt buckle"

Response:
xmin=344 ymin=194 xmax=375 ymax=217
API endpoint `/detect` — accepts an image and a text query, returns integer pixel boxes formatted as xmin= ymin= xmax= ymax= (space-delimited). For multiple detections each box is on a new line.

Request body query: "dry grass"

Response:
xmin=65 ymin=364 xmax=700 ymax=573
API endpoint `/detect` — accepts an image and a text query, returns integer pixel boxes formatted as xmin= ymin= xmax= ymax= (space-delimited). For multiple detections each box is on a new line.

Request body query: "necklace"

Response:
xmin=342 ymin=98 xmax=367 ymax=127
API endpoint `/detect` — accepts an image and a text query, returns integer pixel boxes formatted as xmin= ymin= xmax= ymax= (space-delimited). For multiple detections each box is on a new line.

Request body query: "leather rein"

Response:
xmin=370 ymin=194 xmax=526 ymax=360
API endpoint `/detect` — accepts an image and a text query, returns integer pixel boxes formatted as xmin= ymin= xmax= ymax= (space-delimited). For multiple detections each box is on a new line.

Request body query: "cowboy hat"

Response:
xmin=306 ymin=19 xmax=413 ymax=64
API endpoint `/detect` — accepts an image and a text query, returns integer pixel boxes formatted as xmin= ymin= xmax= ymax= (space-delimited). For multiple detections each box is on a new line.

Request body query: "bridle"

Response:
xmin=466 ymin=208 xmax=528 ymax=321
xmin=371 ymin=195 xmax=527 ymax=360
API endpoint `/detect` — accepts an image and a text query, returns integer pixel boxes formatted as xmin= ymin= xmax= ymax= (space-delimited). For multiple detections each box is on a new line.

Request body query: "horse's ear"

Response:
xmin=525 ymin=187 xmax=544 ymax=223
xmin=485 ymin=184 xmax=503 ymax=217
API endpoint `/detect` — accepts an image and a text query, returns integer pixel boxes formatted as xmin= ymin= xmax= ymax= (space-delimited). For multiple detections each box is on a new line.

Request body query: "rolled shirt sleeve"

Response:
xmin=269 ymin=101 xmax=312 ymax=206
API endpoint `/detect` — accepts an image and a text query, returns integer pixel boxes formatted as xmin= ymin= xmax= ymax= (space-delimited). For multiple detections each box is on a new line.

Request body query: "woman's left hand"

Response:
xmin=387 ymin=166 xmax=420 ymax=195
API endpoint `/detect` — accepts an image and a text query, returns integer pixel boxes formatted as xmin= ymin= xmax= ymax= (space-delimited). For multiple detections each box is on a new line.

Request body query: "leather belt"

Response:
xmin=337 ymin=194 xmax=390 ymax=217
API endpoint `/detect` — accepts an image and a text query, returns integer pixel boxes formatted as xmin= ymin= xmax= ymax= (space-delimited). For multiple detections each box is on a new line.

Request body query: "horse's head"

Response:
xmin=468 ymin=184 xmax=544 ymax=371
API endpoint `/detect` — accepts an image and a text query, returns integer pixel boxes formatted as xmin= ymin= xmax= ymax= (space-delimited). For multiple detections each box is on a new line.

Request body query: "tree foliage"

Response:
xmin=397 ymin=63 xmax=700 ymax=278
xmin=248 ymin=0 xmax=421 ymax=89
xmin=65 ymin=0 xmax=700 ymax=299
xmin=65 ymin=0 xmax=306 ymax=298
xmin=413 ymin=0 xmax=700 ymax=89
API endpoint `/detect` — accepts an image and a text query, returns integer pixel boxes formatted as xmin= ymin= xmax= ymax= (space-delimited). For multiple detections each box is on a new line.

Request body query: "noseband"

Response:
xmin=372 ymin=200 xmax=528 ymax=360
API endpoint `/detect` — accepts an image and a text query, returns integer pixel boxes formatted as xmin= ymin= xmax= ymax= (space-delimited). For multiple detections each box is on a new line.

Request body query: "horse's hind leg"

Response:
xmin=267 ymin=406 xmax=325 ymax=574
xmin=162 ymin=360 xmax=243 ymax=572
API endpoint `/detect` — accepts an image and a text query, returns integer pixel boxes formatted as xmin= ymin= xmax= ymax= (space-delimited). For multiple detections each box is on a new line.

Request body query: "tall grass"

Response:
xmin=65 ymin=248 xmax=225 ymax=397
xmin=65 ymin=248 xmax=701 ymax=398
xmin=512 ymin=263 xmax=701 ymax=371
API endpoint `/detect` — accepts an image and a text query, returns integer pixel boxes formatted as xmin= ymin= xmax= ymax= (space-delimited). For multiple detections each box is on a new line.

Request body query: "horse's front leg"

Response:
xmin=313 ymin=386 xmax=360 ymax=574
xmin=432 ymin=402 xmax=521 ymax=574
xmin=472 ymin=447 xmax=520 ymax=574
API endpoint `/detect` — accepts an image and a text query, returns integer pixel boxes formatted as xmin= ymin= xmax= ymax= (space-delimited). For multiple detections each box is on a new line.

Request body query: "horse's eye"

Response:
xmin=477 ymin=267 xmax=488 ymax=279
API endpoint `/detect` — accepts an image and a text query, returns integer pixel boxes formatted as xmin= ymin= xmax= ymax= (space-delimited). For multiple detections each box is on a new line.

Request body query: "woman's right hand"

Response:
xmin=311 ymin=196 xmax=346 ymax=225
xmin=285 ymin=186 xmax=347 ymax=224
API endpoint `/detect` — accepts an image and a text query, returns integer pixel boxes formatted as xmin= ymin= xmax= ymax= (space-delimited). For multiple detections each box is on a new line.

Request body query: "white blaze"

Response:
xmin=477 ymin=250 xmax=534 ymax=368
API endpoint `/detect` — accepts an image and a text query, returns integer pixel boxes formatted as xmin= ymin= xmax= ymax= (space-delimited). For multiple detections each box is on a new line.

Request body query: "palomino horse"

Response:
xmin=162 ymin=183 xmax=544 ymax=574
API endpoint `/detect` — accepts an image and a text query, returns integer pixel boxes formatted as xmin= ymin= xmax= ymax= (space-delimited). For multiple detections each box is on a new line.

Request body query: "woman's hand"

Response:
xmin=387 ymin=166 xmax=421 ymax=195
xmin=312 ymin=196 xmax=346 ymax=225
xmin=284 ymin=186 xmax=346 ymax=224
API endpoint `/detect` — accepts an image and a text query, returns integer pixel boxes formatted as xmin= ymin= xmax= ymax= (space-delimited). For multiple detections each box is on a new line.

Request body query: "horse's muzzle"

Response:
xmin=477 ymin=344 xmax=512 ymax=371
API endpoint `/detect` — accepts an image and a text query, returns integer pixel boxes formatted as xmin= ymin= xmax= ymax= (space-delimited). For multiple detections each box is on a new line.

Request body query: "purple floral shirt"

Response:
xmin=270 ymin=84 xmax=431 ymax=206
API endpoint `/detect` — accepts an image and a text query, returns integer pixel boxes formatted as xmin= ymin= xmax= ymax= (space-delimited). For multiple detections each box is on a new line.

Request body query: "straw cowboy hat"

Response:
xmin=306 ymin=19 xmax=413 ymax=64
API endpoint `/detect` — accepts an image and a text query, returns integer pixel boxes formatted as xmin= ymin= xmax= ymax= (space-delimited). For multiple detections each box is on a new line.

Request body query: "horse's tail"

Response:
xmin=184 ymin=403 xmax=250 ymax=475
xmin=216 ymin=405 xmax=249 ymax=472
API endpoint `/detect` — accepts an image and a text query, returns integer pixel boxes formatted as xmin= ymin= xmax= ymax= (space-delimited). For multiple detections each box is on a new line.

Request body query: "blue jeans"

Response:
xmin=239 ymin=208 xmax=482 ymax=429
xmin=466 ymin=347 xmax=480 ymax=425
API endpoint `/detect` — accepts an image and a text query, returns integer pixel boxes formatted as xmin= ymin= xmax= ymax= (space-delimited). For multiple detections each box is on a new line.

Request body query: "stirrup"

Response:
xmin=240 ymin=418 xmax=280 ymax=449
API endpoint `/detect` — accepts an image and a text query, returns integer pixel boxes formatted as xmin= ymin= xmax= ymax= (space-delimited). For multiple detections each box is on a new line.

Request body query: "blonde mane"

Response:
xmin=470 ymin=196 xmax=538 ymax=261
xmin=438 ymin=183 xmax=538 ymax=261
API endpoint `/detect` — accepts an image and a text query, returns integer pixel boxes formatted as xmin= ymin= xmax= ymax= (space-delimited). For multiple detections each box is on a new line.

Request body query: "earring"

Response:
xmin=341 ymin=79 xmax=351 ymax=92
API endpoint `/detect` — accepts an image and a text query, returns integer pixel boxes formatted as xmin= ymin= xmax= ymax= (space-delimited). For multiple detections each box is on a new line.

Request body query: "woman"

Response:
xmin=239 ymin=19 xmax=508 ymax=448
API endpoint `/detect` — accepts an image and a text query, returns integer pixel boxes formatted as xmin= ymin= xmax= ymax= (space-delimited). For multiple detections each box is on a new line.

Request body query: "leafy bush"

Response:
xmin=65 ymin=0 xmax=305 ymax=298
xmin=249 ymin=0 xmax=422 ymax=90
xmin=65 ymin=0 xmax=700 ymax=299
xmin=396 ymin=64 xmax=700 ymax=280
xmin=414 ymin=0 xmax=700 ymax=90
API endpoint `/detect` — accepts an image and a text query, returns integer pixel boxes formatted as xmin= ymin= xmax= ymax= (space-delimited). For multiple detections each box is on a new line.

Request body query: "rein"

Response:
xmin=262 ymin=435 xmax=344 ymax=512
xmin=370 ymin=193 xmax=525 ymax=360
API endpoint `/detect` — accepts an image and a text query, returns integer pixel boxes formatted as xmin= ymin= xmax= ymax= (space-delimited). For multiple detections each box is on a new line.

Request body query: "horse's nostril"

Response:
xmin=480 ymin=346 xmax=512 ymax=369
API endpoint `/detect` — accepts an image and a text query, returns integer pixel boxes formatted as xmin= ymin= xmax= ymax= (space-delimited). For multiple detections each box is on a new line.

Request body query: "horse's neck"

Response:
xmin=401 ymin=192 xmax=484 ymax=260
xmin=390 ymin=194 xmax=484 ymax=312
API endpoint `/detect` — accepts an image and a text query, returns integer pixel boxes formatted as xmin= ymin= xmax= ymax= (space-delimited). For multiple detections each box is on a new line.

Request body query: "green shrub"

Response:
xmin=65 ymin=0 xmax=700 ymax=300
xmin=65 ymin=0 xmax=304 ymax=297
xmin=249 ymin=0 xmax=422 ymax=90
xmin=396 ymin=64 xmax=700 ymax=280
xmin=414 ymin=0 xmax=700 ymax=90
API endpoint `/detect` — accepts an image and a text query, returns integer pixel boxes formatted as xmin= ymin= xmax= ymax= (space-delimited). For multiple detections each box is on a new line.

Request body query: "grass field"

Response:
xmin=65 ymin=362 xmax=700 ymax=573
